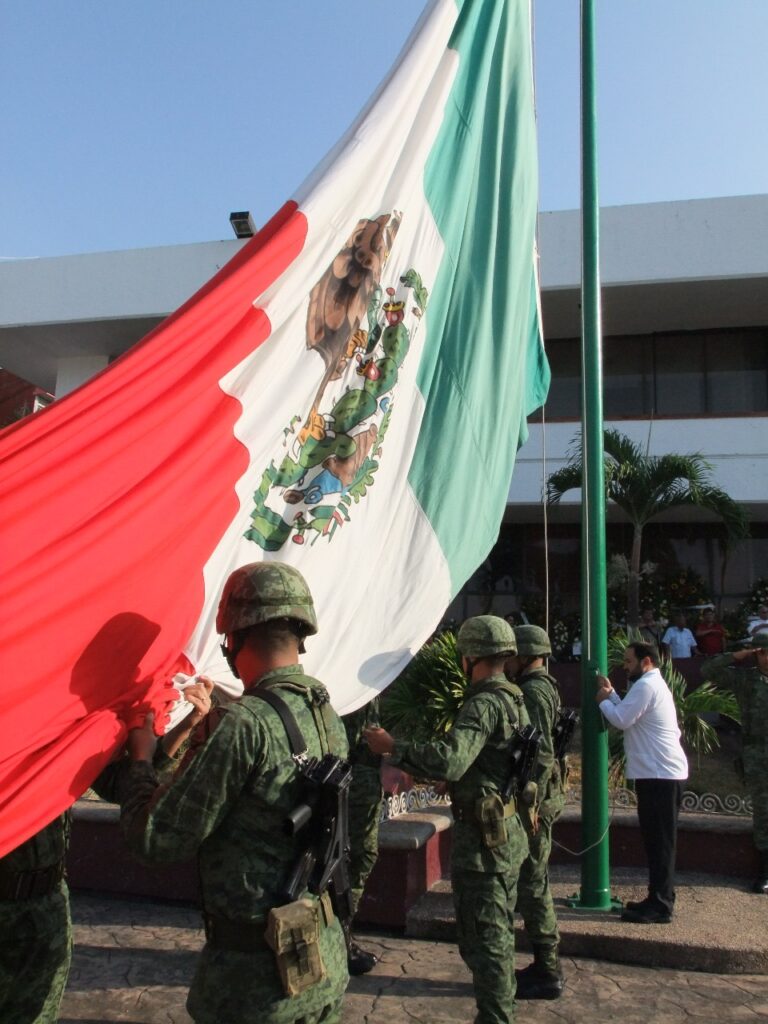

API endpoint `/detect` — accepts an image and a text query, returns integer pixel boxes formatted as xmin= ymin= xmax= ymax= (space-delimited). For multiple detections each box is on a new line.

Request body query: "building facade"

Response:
xmin=2 ymin=196 xmax=767 ymax=623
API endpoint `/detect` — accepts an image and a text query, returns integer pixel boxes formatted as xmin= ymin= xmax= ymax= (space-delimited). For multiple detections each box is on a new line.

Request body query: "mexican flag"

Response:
xmin=0 ymin=0 xmax=547 ymax=856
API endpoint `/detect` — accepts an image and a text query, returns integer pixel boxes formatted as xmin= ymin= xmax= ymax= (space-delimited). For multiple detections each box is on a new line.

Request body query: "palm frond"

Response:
xmin=546 ymin=463 xmax=583 ymax=505
xmin=546 ymin=429 xmax=751 ymax=545
xmin=380 ymin=632 xmax=468 ymax=741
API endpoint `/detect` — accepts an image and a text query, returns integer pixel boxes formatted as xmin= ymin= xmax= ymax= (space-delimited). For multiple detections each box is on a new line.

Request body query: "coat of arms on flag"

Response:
xmin=246 ymin=212 xmax=430 ymax=550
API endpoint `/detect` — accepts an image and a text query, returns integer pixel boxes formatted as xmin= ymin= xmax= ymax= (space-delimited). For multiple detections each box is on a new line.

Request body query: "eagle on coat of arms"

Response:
xmin=246 ymin=211 xmax=429 ymax=550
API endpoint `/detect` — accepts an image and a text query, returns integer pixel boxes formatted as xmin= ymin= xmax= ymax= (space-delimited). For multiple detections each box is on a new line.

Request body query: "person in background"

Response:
xmin=638 ymin=608 xmax=662 ymax=648
xmin=661 ymin=612 xmax=699 ymax=659
xmin=342 ymin=697 xmax=382 ymax=975
xmin=747 ymin=604 xmax=768 ymax=637
xmin=700 ymin=632 xmax=768 ymax=894
xmin=694 ymin=607 xmax=726 ymax=656
xmin=596 ymin=642 xmax=688 ymax=924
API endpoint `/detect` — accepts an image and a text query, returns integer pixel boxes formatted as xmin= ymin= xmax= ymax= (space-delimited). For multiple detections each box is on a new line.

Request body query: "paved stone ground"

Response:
xmin=59 ymin=893 xmax=768 ymax=1024
xmin=407 ymin=866 xmax=768 ymax=974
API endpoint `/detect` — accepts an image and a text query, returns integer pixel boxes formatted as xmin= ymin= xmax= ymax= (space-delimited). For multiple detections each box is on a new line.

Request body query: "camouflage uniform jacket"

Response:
xmin=389 ymin=674 xmax=530 ymax=873
xmin=120 ymin=664 xmax=349 ymax=922
xmin=700 ymin=654 xmax=768 ymax=765
xmin=518 ymin=668 xmax=565 ymax=820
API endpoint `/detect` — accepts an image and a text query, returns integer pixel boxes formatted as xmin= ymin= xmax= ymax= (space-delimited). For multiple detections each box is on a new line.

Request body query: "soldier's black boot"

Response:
xmin=348 ymin=940 xmax=378 ymax=975
xmin=751 ymin=850 xmax=768 ymax=894
xmin=514 ymin=944 xmax=564 ymax=1000
xmin=341 ymin=919 xmax=378 ymax=975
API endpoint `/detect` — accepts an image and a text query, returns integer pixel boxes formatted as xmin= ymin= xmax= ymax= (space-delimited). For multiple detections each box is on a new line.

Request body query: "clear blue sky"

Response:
xmin=2 ymin=0 xmax=767 ymax=259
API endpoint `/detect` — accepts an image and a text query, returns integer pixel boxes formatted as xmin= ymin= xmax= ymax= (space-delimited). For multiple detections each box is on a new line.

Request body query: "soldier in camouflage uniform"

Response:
xmin=700 ymin=631 xmax=768 ymax=894
xmin=120 ymin=562 xmax=349 ymax=1023
xmin=342 ymin=698 xmax=382 ymax=974
xmin=506 ymin=625 xmax=565 ymax=1000
xmin=0 ymin=677 xmax=213 ymax=1024
xmin=365 ymin=616 xmax=530 ymax=1024
xmin=0 ymin=815 xmax=72 ymax=1023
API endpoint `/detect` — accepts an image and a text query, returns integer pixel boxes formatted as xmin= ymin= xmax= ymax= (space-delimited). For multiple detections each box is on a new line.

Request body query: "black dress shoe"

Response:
xmin=515 ymin=961 xmax=564 ymax=1000
xmin=348 ymin=942 xmax=378 ymax=975
xmin=621 ymin=902 xmax=671 ymax=924
xmin=624 ymin=898 xmax=649 ymax=912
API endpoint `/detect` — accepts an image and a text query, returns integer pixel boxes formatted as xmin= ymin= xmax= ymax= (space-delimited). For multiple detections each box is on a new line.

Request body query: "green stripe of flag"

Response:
xmin=409 ymin=0 xmax=548 ymax=595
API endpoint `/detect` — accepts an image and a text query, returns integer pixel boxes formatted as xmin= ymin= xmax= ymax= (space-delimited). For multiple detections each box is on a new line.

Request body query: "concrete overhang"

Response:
xmin=2 ymin=194 xmax=768 ymax=390
xmin=0 ymin=239 xmax=244 ymax=392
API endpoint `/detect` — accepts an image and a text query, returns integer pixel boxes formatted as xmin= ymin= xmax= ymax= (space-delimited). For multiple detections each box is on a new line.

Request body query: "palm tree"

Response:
xmin=546 ymin=429 xmax=750 ymax=628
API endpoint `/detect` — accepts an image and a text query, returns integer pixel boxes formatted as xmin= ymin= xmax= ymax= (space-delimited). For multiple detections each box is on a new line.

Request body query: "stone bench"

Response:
xmin=69 ymin=798 xmax=757 ymax=929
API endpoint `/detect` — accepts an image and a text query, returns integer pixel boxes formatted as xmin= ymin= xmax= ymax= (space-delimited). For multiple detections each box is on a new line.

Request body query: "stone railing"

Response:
xmin=380 ymin=786 xmax=451 ymax=822
xmin=381 ymin=785 xmax=752 ymax=821
xmin=565 ymin=787 xmax=752 ymax=816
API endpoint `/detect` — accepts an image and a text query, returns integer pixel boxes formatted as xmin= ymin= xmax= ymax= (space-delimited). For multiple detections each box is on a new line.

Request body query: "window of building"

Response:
xmin=654 ymin=334 xmax=706 ymax=415
xmin=603 ymin=337 xmax=654 ymax=418
xmin=705 ymin=331 xmax=768 ymax=414
xmin=540 ymin=327 xmax=768 ymax=420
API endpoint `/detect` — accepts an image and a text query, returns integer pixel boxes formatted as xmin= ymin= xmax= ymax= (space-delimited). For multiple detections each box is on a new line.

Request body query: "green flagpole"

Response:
xmin=574 ymin=0 xmax=612 ymax=910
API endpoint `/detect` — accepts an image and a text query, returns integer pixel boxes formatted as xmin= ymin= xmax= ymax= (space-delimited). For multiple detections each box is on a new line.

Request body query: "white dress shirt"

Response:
xmin=661 ymin=626 xmax=697 ymax=658
xmin=599 ymin=668 xmax=688 ymax=781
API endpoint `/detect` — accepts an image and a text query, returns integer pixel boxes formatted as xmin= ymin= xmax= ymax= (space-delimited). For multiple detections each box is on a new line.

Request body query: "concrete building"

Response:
xmin=2 ymin=194 xmax=767 ymax=620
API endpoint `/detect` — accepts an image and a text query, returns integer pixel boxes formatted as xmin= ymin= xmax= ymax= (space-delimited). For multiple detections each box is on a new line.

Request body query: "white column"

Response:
xmin=54 ymin=354 xmax=109 ymax=397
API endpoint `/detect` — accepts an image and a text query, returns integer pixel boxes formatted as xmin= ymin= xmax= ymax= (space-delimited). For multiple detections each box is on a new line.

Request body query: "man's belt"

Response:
xmin=0 ymin=861 xmax=65 ymax=901
xmin=203 ymin=912 xmax=270 ymax=953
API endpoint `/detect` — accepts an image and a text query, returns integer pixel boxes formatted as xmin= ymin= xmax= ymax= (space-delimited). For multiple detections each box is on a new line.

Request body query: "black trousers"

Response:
xmin=634 ymin=778 xmax=683 ymax=913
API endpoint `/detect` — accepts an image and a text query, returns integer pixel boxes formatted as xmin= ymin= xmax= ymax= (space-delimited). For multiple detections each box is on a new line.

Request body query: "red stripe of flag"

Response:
xmin=0 ymin=202 xmax=307 ymax=856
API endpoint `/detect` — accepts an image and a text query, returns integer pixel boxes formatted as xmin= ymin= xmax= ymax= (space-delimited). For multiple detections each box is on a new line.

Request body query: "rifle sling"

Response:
xmin=249 ymin=686 xmax=309 ymax=758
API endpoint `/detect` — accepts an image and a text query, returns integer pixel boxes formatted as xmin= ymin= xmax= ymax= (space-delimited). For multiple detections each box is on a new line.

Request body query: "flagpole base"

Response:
xmin=565 ymin=891 xmax=623 ymax=912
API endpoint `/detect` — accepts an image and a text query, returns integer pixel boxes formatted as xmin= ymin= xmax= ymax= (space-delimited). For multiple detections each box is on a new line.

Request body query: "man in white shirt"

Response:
xmin=661 ymin=612 xmax=699 ymax=659
xmin=748 ymin=604 xmax=768 ymax=637
xmin=596 ymin=642 xmax=689 ymax=924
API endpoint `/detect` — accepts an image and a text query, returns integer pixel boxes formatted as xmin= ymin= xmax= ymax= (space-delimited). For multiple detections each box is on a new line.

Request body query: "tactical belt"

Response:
xmin=452 ymin=798 xmax=516 ymax=823
xmin=0 ymin=861 xmax=65 ymax=901
xmin=203 ymin=912 xmax=270 ymax=953
xmin=203 ymin=904 xmax=330 ymax=954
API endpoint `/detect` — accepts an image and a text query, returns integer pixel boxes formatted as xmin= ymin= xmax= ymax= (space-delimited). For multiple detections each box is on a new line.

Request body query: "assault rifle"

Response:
xmin=502 ymin=724 xmax=542 ymax=804
xmin=553 ymin=709 xmax=579 ymax=766
xmin=248 ymin=686 xmax=354 ymax=928
xmin=283 ymin=752 xmax=354 ymax=926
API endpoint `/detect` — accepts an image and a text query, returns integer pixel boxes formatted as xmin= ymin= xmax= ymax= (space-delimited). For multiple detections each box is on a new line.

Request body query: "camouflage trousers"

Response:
xmin=0 ymin=884 xmax=72 ymax=1024
xmin=516 ymin=815 xmax=559 ymax=966
xmin=186 ymin=916 xmax=349 ymax=1024
xmin=347 ymin=764 xmax=383 ymax=916
xmin=453 ymin=861 xmax=525 ymax=1024
xmin=745 ymin=766 xmax=768 ymax=851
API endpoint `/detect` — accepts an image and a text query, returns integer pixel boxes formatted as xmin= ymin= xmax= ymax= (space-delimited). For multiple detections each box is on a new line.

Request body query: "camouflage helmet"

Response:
xmin=750 ymin=631 xmax=768 ymax=650
xmin=456 ymin=615 xmax=517 ymax=658
xmin=216 ymin=562 xmax=318 ymax=636
xmin=514 ymin=625 xmax=552 ymax=657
